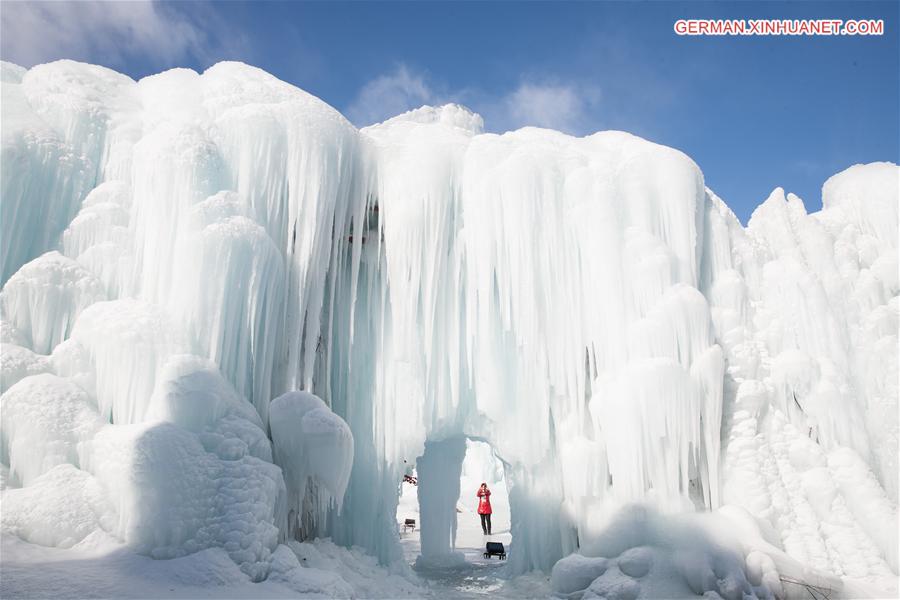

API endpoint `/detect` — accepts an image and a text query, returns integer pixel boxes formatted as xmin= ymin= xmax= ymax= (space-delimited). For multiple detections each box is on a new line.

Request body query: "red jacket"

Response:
xmin=477 ymin=488 xmax=492 ymax=514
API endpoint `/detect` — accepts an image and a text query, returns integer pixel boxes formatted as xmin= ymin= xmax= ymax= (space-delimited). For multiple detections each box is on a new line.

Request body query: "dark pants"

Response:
xmin=480 ymin=513 xmax=492 ymax=535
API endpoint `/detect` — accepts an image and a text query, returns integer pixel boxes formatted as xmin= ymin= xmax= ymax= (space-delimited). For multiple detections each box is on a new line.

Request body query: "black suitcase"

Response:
xmin=483 ymin=541 xmax=506 ymax=560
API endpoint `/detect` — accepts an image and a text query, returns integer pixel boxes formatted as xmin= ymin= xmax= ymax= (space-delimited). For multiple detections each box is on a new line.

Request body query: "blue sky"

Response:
xmin=2 ymin=1 xmax=897 ymax=223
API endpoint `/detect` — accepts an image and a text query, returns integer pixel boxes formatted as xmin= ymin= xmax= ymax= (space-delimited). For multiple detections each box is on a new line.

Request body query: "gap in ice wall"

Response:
xmin=399 ymin=437 xmax=512 ymax=569
xmin=457 ymin=439 xmax=511 ymax=547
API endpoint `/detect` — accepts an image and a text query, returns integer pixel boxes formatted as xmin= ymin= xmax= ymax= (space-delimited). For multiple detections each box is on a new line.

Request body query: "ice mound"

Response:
xmin=70 ymin=298 xmax=183 ymax=424
xmin=80 ymin=419 xmax=283 ymax=579
xmin=0 ymin=464 xmax=114 ymax=548
xmin=1 ymin=62 xmax=26 ymax=83
xmin=61 ymin=181 xmax=133 ymax=289
xmin=0 ymin=318 xmax=27 ymax=346
xmin=270 ymin=391 xmax=354 ymax=540
xmin=550 ymin=553 xmax=610 ymax=595
xmin=146 ymin=354 xmax=261 ymax=432
xmin=0 ymin=344 xmax=50 ymax=392
xmin=552 ymin=505 xmax=779 ymax=599
xmin=148 ymin=354 xmax=274 ymax=463
xmin=267 ymin=544 xmax=356 ymax=597
xmin=822 ymin=162 xmax=898 ymax=248
xmin=1 ymin=373 xmax=105 ymax=486
xmin=61 ymin=181 xmax=131 ymax=255
xmin=287 ymin=538 xmax=426 ymax=598
xmin=20 ymin=60 xmax=137 ymax=154
xmin=0 ymin=252 xmax=105 ymax=354
xmin=375 ymin=103 xmax=485 ymax=134
xmin=46 ymin=352 xmax=287 ymax=577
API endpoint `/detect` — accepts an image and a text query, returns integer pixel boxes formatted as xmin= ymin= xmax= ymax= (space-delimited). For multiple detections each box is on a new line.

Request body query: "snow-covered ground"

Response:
xmin=1 ymin=442 xmax=542 ymax=600
xmin=1 ymin=58 xmax=897 ymax=599
xmin=0 ymin=532 xmax=428 ymax=599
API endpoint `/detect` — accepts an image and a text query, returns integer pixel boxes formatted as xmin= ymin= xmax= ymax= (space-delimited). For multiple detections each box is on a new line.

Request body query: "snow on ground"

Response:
xmin=0 ymin=533 xmax=429 ymax=599
xmin=1 ymin=441 xmax=539 ymax=600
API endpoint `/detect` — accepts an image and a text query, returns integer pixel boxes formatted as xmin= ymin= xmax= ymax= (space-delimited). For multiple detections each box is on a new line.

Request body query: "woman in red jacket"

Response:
xmin=477 ymin=482 xmax=493 ymax=535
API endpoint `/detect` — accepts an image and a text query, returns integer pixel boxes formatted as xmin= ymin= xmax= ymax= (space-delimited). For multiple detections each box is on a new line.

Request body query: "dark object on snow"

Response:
xmin=403 ymin=474 xmax=418 ymax=486
xmin=483 ymin=542 xmax=506 ymax=560
xmin=403 ymin=518 xmax=416 ymax=532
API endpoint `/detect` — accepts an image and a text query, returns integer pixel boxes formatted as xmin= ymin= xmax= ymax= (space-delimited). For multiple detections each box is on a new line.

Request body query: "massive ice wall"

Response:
xmin=700 ymin=164 xmax=900 ymax=580
xmin=1 ymin=59 xmax=896 ymax=592
xmin=343 ymin=106 xmax=727 ymax=572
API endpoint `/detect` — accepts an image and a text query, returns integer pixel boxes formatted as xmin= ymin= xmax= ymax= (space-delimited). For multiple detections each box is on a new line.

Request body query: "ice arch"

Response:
xmin=321 ymin=102 xmax=724 ymax=575
xmin=399 ymin=433 xmax=576 ymax=573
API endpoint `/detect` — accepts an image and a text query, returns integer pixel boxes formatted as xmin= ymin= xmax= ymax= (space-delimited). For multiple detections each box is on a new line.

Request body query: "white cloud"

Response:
xmin=346 ymin=65 xmax=602 ymax=135
xmin=0 ymin=1 xmax=229 ymax=69
xmin=498 ymin=82 xmax=601 ymax=135
xmin=344 ymin=64 xmax=438 ymax=127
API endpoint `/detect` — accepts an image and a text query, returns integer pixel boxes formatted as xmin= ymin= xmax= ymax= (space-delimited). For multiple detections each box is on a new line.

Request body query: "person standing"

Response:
xmin=477 ymin=482 xmax=492 ymax=535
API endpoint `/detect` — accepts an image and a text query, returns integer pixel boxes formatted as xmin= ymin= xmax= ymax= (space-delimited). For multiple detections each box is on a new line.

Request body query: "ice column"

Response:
xmin=416 ymin=436 xmax=467 ymax=563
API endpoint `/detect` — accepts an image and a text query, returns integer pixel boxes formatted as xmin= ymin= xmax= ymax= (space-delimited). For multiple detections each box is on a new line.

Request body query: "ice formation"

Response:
xmin=1 ymin=59 xmax=897 ymax=598
xmin=270 ymin=390 xmax=354 ymax=541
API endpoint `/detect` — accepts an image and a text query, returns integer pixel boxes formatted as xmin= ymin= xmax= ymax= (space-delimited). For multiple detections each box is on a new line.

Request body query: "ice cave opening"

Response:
xmin=397 ymin=437 xmax=512 ymax=574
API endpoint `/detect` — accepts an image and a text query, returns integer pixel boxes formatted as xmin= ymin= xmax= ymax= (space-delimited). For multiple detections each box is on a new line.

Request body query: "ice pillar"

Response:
xmin=508 ymin=462 xmax=577 ymax=573
xmin=416 ymin=436 xmax=467 ymax=561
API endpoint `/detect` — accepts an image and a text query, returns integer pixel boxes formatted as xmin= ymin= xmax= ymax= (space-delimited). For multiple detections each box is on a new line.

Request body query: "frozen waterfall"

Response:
xmin=1 ymin=59 xmax=897 ymax=596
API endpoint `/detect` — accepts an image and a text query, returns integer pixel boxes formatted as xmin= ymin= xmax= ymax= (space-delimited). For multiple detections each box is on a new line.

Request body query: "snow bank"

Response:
xmin=0 ymin=532 xmax=430 ymax=599
xmin=553 ymin=505 xmax=778 ymax=599
xmin=287 ymin=538 xmax=425 ymax=598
